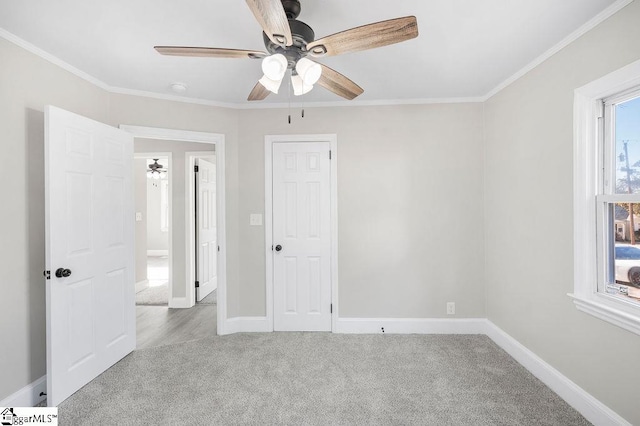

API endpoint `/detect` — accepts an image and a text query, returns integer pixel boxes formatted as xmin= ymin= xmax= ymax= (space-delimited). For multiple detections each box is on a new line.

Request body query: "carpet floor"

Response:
xmin=135 ymin=283 xmax=168 ymax=306
xmin=198 ymin=289 xmax=217 ymax=305
xmin=57 ymin=334 xmax=588 ymax=425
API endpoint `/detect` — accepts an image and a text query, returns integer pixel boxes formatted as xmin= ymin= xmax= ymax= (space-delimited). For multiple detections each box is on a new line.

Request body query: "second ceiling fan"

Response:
xmin=155 ymin=0 xmax=418 ymax=101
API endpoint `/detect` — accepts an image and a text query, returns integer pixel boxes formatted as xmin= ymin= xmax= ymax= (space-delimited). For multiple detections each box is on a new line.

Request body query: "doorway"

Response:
xmin=121 ymin=125 xmax=227 ymax=338
xmin=265 ymin=134 xmax=339 ymax=332
xmin=133 ymin=154 xmax=172 ymax=307
xmin=191 ymin=154 xmax=218 ymax=304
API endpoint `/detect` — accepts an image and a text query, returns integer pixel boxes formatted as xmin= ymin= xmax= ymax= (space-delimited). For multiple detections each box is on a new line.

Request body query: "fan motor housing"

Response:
xmin=263 ymin=19 xmax=315 ymax=68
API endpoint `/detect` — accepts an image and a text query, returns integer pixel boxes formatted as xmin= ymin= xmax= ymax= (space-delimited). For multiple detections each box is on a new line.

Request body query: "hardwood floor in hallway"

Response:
xmin=136 ymin=304 xmax=217 ymax=350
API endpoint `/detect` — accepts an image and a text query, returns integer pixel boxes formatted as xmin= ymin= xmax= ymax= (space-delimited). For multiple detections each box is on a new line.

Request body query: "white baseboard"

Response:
xmin=222 ymin=317 xmax=272 ymax=335
xmin=147 ymin=250 xmax=168 ymax=256
xmin=484 ymin=320 xmax=630 ymax=426
xmin=335 ymin=317 xmax=487 ymax=334
xmin=135 ymin=280 xmax=149 ymax=293
xmin=168 ymin=297 xmax=191 ymax=309
xmin=0 ymin=376 xmax=47 ymax=407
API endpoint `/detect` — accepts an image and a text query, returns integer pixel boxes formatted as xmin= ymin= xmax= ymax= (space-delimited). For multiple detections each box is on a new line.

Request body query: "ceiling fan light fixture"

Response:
xmin=295 ymin=58 xmax=322 ymax=85
xmin=291 ymin=74 xmax=313 ymax=96
xmin=259 ymin=74 xmax=284 ymax=94
xmin=261 ymin=54 xmax=288 ymax=81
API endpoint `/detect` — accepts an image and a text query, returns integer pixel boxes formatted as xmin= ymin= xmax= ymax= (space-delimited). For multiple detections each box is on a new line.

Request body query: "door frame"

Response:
xmin=120 ymin=126 xmax=227 ymax=336
xmin=186 ymin=152 xmax=217 ymax=304
xmin=264 ymin=134 xmax=339 ymax=332
xmin=133 ymin=152 xmax=173 ymax=304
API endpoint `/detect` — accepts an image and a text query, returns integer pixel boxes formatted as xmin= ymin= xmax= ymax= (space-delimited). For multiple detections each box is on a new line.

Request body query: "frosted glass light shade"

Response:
xmin=291 ymin=74 xmax=313 ymax=96
xmin=295 ymin=58 xmax=322 ymax=85
xmin=261 ymin=54 xmax=288 ymax=81
xmin=259 ymin=74 xmax=284 ymax=94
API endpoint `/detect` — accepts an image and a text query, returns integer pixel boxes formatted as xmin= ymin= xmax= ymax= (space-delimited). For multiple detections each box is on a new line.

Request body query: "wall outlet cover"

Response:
xmin=446 ymin=302 xmax=455 ymax=315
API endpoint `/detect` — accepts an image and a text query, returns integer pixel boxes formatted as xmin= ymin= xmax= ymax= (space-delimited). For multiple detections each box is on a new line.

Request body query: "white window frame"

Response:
xmin=572 ymin=58 xmax=640 ymax=336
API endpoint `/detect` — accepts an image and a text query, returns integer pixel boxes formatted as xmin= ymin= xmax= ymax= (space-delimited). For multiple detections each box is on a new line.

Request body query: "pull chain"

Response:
xmin=287 ymin=70 xmax=292 ymax=124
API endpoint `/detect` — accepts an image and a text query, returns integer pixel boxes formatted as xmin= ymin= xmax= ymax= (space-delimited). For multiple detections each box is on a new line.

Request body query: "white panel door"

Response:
xmin=272 ymin=142 xmax=331 ymax=331
xmin=196 ymin=158 xmax=217 ymax=301
xmin=45 ymin=106 xmax=135 ymax=406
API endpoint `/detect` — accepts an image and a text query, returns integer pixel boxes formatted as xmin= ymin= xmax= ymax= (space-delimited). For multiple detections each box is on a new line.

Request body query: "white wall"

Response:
xmin=237 ymin=104 xmax=485 ymax=317
xmin=483 ymin=1 xmax=640 ymax=424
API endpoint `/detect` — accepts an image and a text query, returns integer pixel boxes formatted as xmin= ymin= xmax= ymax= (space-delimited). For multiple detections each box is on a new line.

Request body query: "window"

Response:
xmin=573 ymin=59 xmax=640 ymax=335
xmin=598 ymin=92 xmax=640 ymax=303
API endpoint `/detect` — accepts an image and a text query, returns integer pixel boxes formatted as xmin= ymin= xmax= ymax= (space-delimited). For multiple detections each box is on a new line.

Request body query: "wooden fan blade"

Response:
xmin=248 ymin=81 xmax=271 ymax=101
xmin=317 ymin=64 xmax=364 ymax=100
xmin=307 ymin=16 xmax=418 ymax=57
xmin=155 ymin=46 xmax=267 ymax=59
xmin=245 ymin=0 xmax=293 ymax=46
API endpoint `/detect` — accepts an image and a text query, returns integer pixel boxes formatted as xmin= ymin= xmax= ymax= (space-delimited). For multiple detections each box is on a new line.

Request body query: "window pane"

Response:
xmin=610 ymin=202 xmax=640 ymax=302
xmin=615 ymin=96 xmax=640 ymax=194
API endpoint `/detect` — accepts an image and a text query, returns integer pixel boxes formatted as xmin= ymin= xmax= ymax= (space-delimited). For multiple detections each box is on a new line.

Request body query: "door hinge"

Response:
xmin=329 ymin=150 xmax=332 ymax=160
xmin=218 ymin=245 xmax=220 ymax=252
xmin=194 ymin=165 xmax=199 ymax=172
xmin=330 ymin=303 xmax=333 ymax=314
xmin=195 ymin=280 xmax=200 ymax=288
xmin=43 ymin=270 xmax=50 ymax=280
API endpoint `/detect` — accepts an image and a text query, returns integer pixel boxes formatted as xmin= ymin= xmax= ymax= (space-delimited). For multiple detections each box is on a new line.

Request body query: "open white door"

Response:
xmin=272 ymin=142 xmax=332 ymax=331
xmin=45 ymin=106 xmax=135 ymax=406
xmin=196 ymin=158 xmax=217 ymax=301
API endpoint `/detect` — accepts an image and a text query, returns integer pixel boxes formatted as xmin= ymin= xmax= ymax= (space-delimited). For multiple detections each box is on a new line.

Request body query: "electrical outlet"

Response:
xmin=446 ymin=302 xmax=455 ymax=315
xmin=135 ymin=212 xmax=143 ymax=222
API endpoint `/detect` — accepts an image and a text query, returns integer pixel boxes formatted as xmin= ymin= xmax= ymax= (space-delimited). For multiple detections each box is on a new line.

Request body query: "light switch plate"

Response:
xmin=250 ymin=214 xmax=263 ymax=226
xmin=135 ymin=212 xmax=143 ymax=222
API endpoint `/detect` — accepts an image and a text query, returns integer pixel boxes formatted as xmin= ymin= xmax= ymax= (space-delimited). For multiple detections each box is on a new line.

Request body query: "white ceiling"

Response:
xmin=0 ymin=0 xmax=619 ymax=106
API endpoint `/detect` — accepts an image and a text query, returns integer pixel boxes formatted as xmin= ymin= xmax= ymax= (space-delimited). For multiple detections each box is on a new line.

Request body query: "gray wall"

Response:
xmin=134 ymin=139 xmax=214 ymax=299
xmin=107 ymin=94 xmax=242 ymax=315
xmin=0 ymin=37 xmax=111 ymax=401
xmin=483 ymin=1 xmax=640 ymax=424
xmin=237 ymin=105 xmax=485 ymax=318
xmin=2 ymin=3 xmax=640 ymax=423
xmin=134 ymin=158 xmax=148 ymax=283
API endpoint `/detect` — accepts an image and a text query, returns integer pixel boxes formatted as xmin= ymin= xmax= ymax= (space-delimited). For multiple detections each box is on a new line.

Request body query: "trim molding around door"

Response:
xmin=121 ymin=125 xmax=228 ymax=336
xmin=264 ymin=134 xmax=339 ymax=332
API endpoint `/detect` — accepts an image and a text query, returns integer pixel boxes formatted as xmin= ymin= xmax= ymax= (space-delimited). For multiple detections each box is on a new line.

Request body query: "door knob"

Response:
xmin=275 ymin=245 xmax=282 ymax=252
xmin=55 ymin=268 xmax=72 ymax=278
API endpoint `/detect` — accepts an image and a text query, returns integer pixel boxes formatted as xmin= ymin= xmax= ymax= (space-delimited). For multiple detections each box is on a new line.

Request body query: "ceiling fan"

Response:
xmin=147 ymin=159 xmax=167 ymax=180
xmin=154 ymin=0 xmax=418 ymax=101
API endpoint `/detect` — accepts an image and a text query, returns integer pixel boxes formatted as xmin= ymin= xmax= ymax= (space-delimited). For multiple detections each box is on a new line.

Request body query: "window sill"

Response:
xmin=569 ymin=293 xmax=640 ymax=336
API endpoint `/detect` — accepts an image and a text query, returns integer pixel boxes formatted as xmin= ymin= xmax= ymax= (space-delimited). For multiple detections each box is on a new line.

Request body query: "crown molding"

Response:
xmin=0 ymin=27 xmax=111 ymax=91
xmin=1 ymin=0 xmax=634 ymax=109
xmin=482 ymin=0 xmax=634 ymax=101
